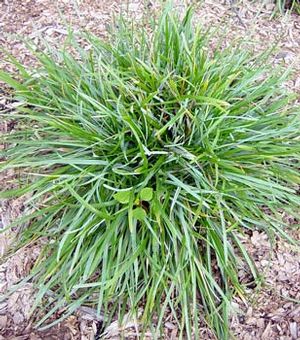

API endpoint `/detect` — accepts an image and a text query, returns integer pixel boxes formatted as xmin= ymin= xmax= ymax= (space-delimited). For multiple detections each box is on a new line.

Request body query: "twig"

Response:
xmin=229 ymin=0 xmax=247 ymax=29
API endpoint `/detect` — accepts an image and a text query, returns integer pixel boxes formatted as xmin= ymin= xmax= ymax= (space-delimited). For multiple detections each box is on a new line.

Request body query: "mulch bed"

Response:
xmin=0 ymin=1 xmax=299 ymax=339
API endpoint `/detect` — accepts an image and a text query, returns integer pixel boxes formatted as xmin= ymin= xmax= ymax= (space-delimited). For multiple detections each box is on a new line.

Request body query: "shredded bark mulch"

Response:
xmin=0 ymin=1 xmax=299 ymax=339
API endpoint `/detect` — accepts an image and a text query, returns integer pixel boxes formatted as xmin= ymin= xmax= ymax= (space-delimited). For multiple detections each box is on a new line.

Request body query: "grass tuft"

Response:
xmin=1 ymin=6 xmax=300 ymax=339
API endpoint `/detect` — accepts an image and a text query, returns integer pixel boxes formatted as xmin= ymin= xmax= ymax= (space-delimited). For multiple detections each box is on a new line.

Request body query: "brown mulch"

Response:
xmin=0 ymin=1 xmax=299 ymax=339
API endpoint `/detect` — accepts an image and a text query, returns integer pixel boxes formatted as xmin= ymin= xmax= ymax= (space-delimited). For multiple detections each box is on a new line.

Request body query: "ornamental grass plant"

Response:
xmin=1 ymin=5 xmax=300 ymax=339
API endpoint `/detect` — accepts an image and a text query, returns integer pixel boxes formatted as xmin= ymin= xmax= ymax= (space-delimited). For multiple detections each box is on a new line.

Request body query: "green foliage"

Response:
xmin=140 ymin=187 xmax=153 ymax=201
xmin=1 ymin=6 xmax=300 ymax=339
xmin=132 ymin=207 xmax=147 ymax=220
xmin=113 ymin=191 xmax=132 ymax=204
xmin=275 ymin=0 xmax=300 ymax=13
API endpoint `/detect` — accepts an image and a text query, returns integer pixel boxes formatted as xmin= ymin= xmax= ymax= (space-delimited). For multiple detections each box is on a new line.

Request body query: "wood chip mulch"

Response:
xmin=0 ymin=1 xmax=299 ymax=339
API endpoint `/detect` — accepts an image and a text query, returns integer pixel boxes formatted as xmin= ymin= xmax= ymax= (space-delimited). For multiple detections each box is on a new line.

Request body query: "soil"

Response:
xmin=0 ymin=1 xmax=299 ymax=339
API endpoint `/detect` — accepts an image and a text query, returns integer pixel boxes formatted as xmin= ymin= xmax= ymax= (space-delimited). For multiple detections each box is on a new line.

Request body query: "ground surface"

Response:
xmin=0 ymin=1 xmax=300 ymax=339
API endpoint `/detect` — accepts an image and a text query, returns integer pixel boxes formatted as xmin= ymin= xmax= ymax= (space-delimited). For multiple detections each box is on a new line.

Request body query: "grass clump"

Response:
xmin=1 ymin=6 xmax=300 ymax=339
